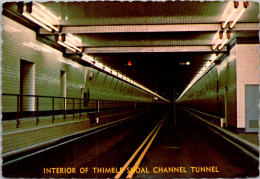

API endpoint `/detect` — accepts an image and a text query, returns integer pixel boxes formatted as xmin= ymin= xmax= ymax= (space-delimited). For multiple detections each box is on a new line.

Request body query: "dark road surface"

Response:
xmin=2 ymin=110 xmax=164 ymax=178
xmin=135 ymin=108 xmax=259 ymax=178
xmin=2 ymin=108 xmax=259 ymax=178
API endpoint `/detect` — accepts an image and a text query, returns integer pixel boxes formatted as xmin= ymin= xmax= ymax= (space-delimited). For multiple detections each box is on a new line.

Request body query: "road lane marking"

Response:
xmin=126 ymin=114 xmax=167 ymax=178
xmin=163 ymin=146 xmax=181 ymax=149
xmin=182 ymin=106 xmax=222 ymax=119
xmin=114 ymin=114 xmax=166 ymax=179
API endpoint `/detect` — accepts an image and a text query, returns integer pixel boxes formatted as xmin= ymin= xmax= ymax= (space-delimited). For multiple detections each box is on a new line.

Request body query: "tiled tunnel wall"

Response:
xmin=236 ymin=44 xmax=259 ymax=129
xmin=177 ymin=50 xmax=237 ymax=127
xmin=2 ymin=15 xmax=159 ymax=155
xmin=2 ymin=16 xmax=155 ymax=114
xmin=177 ymin=43 xmax=259 ymax=132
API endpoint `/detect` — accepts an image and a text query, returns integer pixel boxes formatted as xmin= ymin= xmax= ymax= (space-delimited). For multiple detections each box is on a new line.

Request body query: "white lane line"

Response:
xmin=183 ymin=106 xmax=222 ymax=119
xmin=114 ymin=115 xmax=165 ymax=179
xmin=3 ymin=111 xmax=149 ymax=166
xmin=102 ymin=110 xmax=140 ymax=118
xmin=126 ymin=114 xmax=167 ymax=178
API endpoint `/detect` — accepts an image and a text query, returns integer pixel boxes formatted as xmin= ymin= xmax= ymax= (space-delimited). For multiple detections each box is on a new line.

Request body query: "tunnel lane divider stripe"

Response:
xmin=181 ymin=108 xmax=259 ymax=160
xmin=2 ymin=111 xmax=150 ymax=165
xmin=182 ymin=106 xmax=222 ymax=119
xmin=101 ymin=109 xmax=145 ymax=118
xmin=114 ymin=113 xmax=167 ymax=179
xmin=114 ymin=117 xmax=164 ymax=179
xmin=207 ymin=127 xmax=258 ymax=161
xmin=126 ymin=113 xmax=167 ymax=178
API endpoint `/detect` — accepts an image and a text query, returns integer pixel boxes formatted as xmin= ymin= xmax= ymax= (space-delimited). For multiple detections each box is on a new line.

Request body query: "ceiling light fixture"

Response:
xmin=218 ymin=31 xmax=231 ymax=50
xmin=32 ymin=1 xmax=60 ymax=21
xmin=180 ymin=61 xmax=191 ymax=66
xmin=20 ymin=3 xmax=168 ymax=102
xmin=81 ymin=56 xmax=168 ymax=102
xmin=82 ymin=54 xmax=95 ymax=64
xmin=94 ymin=61 xmax=103 ymax=69
xmin=56 ymin=35 xmax=76 ymax=52
xmin=65 ymin=33 xmax=83 ymax=52
xmin=22 ymin=11 xmax=53 ymax=32
xmin=222 ymin=1 xmax=239 ymax=28
xmin=56 ymin=35 xmax=82 ymax=52
xmin=212 ymin=31 xmax=223 ymax=50
xmin=64 ymin=41 xmax=82 ymax=52
xmin=222 ymin=1 xmax=249 ymax=29
xmin=229 ymin=1 xmax=249 ymax=28
xmin=212 ymin=30 xmax=231 ymax=51
xmin=20 ymin=2 xmax=60 ymax=32
xmin=178 ymin=53 xmax=219 ymax=100
xmin=30 ymin=12 xmax=59 ymax=31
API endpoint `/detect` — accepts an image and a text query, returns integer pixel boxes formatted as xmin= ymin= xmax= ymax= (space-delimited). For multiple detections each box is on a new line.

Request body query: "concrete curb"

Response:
xmin=181 ymin=107 xmax=259 ymax=157
xmin=2 ymin=110 xmax=149 ymax=159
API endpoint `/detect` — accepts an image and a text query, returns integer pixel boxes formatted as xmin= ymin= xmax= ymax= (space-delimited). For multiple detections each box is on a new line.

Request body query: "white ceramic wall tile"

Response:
xmin=2 ymin=16 xmax=155 ymax=114
xmin=236 ymin=44 xmax=259 ymax=128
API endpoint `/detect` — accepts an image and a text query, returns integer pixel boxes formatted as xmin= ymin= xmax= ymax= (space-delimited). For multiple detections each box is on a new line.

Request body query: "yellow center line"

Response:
xmin=114 ymin=115 xmax=165 ymax=179
xmin=126 ymin=114 xmax=167 ymax=178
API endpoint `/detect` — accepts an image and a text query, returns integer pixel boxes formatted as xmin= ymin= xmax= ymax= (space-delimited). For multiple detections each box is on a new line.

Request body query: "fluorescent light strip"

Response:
xmin=205 ymin=61 xmax=211 ymax=67
xmin=57 ymin=41 xmax=77 ymax=52
xmin=222 ymin=1 xmax=233 ymax=20
xmin=229 ymin=8 xmax=246 ymax=28
xmin=212 ymin=30 xmax=226 ymax=50
xmin=33 ymin=1 xmax=60 ymax=21
xmin=178 ymin=54 xmax=219 ymax=100
xmin=212 ymin=39 xmax=222 ymax=50
xmin=213 ymin=30 xmax=228 ymax=50
xmin=218 ymin=38 xmax=229 ymax=50
xmin=64 ymin=41 xmax=82 ymax=52
xmin=222 ymin=6 xmax=238 ymax=28
xmin=82 ymin=54 xmax=94 ymax=64
xmin=67 ymin=33 xmax=82 ymax=44
xmin=218 ymin=31 xmax=230 ymax=50
xmin=94 ymin=62 xmax=103 ymax=69
xmin=22 ymin=12 xmax=52 ymax=32
xmin=81 ymin=54 xmax=167 ymax=102
xmin=31 ymin=12 xmax=59 ymax=31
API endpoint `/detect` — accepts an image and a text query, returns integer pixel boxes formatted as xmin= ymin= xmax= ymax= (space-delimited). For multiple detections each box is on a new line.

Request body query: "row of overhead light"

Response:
xmin=81 ymin=54 xmax=168 ymax=102
xmin=19 ymin=1 xmax=60 ymax=32
xmin=178 ymin=1 xmax=249 ymax=100
xmin=212 ymin=1 xmax=249 ymax=51
xmin=19 ymin=1 xmax=168 ymax=102
xmin=178 ymin=54 xmax=219 ymax=100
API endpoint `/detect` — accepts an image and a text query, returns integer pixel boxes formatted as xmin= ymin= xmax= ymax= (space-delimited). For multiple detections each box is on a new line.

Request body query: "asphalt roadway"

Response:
xmin=2 ymin=107 xmax=259 ymax=178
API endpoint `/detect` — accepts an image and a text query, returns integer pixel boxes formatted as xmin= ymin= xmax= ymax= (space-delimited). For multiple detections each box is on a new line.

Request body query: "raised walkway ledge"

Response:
xmin=180 ymin=106 xmax=259 ymax=160
xmin=2 ymin=108 xmax=150 ymax=159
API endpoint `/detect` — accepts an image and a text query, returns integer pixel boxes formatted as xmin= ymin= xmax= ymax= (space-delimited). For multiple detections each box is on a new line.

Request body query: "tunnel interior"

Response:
xmin=1 ymin=1 xmax=259 ymax=178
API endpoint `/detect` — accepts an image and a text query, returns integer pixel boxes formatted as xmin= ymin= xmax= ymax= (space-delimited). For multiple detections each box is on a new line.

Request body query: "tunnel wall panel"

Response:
xmin=177 ymin=47 xmax=237 ymax=129
xmin=2 ymin=16 xmax=155 ymax=114
xmin=178 ymin=44 xmax=259 ymax=132
xmin=236 ymin=44 xmax=260 ymax=129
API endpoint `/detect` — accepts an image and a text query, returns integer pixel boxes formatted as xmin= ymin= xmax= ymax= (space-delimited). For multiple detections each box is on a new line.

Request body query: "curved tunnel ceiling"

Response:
xmin=3 ymin=1 xmax=259 ymax=100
